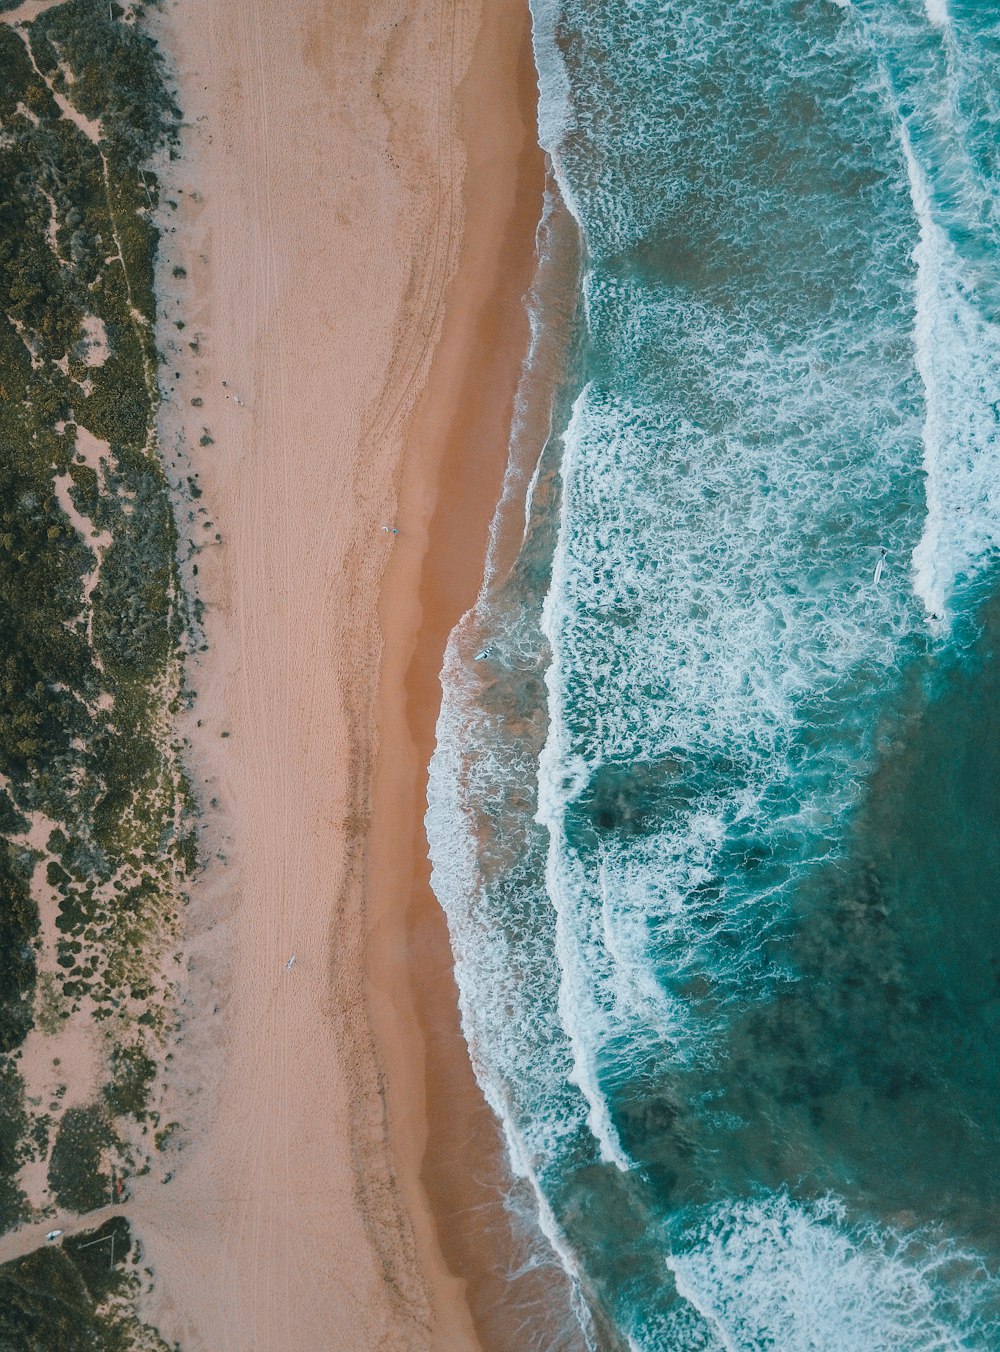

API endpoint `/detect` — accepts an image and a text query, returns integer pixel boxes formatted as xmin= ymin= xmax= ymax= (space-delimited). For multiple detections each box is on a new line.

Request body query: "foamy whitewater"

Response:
xmin=427 ymin=1 xmax=1000 ymax=1347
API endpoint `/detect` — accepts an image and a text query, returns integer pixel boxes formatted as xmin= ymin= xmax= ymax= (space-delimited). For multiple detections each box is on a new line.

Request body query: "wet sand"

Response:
xmin=127 ymin=0 xmax=550 ymax=1348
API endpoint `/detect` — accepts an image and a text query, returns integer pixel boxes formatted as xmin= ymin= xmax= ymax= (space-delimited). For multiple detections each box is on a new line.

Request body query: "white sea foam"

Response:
xmin=427 ymin=647 xmax=584 ymax=1164
xmin=869 ymin=42 xmax=1000 ymax=622
xmin=530 ymin=304 xmax=924 ymax=1091
xmin=923 ymin=0 xmax=949 ymax=29
xmin=481 ymin=178 xmax=566 ymax=593
xmin=902 ymin=125 xmax=951 ymax=624
xmin=528 ymin=0 xmax=584 ymax=232
xmin=666 ymin=1193 xmax=995 ymax=1352
xmin=538 ymin=390 xmax=633 ymax=1172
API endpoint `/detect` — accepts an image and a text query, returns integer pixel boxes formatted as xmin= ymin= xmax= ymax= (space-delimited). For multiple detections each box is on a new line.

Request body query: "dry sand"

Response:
xmin=127 ymin=0 xmax=549 ymax=1349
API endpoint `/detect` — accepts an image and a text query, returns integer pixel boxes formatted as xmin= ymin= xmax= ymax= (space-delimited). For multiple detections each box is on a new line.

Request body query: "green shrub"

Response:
xmin=0 ymin=1217 xmax=162 ymax=1352
xmin=47 ymin=1103 xmax=118 ymax=1213
xmin=30 ymin=0 xmax=177 ymax=168
xmin=104 ymin=1040 xmax=156 ymax=1118
xmin=0 ymin=1060 xmax=29 ymax=1234
xmin=62 ymin=1214 xmax=131 ymax=1301
xmin=0 ymin=1247 xmax=102 ymax=1352
xmin=0 ymin=844 xmax=39 ymax=1052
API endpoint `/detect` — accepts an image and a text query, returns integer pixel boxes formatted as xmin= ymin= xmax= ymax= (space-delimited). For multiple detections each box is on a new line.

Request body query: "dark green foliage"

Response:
xmin=52 ymin=832 xmax=110 ymax=890
xmin=110 ymin=173 xmax=160 ymax=321
xmin=0 ymin=102 xmax=100 ymax=368
xmin=179 ymin=829 xmax=198 ymax=873
xmin=30 ymin=0 xmax=176 ymax=167
xmin=0 ymin=1218 xmax=161 ymax=1352
xmin=47 ymin=1103 xmax=118 ymax=1213
xmin=0 ymin=442 xmax=96 ymax=779
xmin=92 ymin=468 xmax=178 ymax=687
xmin=0 ymin=791 xmax=27 ymax=837
xmin=0 ymin=14 xmax=192 ymax=1332
xmin=46 ymin=860 xmax=71 ymax=891
xmin=0 ymin=28 xmax=34 ymax=119
xmin=67 ymin=461 xmax=99 ymax=521
xmin=62 ymin=1215 xmax=132 ymax=1301
xmin=78 ymin=312 xmax=153 ymax=446
xmin=0 ymin=1060 xmax=30 ymax=1233
xmin=0 ymin=0 xmax=186 ymax=999
xmin=104 ymin=1041 xmax=156 ymax=1118
xmin=0 ymin=844 xmax=39 ymax=1053
xmin=0 ymin=1247 xmax=106 ymax=1352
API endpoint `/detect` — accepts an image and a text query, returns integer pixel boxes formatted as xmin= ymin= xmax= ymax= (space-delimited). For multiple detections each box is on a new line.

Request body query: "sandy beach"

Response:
xmin=126 ymin=0 xmax=546 ymax=1348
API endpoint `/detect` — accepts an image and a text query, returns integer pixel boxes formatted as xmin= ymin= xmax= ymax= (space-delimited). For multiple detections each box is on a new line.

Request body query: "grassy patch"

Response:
xmin=0 ymin=843 xmax=39 ymax=1053
xmin=0 ymin=1217 xmax=168 ymax=1351
xmin=104 ymin=1040 xmax=156 ymax=1119
xmin=47 ymin=1102 xmax=119 ymax=1214
xmin=0 ymin=1060 xmax=30 ymax=1234
xmin=35 ymin=971 xmax=68 ymax=1036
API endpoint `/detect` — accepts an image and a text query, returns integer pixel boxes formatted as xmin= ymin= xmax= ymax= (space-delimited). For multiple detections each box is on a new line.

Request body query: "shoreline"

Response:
xmin=127 ymin=0 xmax=555 ymax=1348
xmin=363 ymin=5 xmax=577 ymax=1347
xmin=406 ymin=164 xmax=593 ymax=1348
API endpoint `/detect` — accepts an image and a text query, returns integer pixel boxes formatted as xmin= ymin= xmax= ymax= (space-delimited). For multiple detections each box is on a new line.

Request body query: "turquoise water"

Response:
xmin=427 ymin=1 xmax=1000 ymax=1347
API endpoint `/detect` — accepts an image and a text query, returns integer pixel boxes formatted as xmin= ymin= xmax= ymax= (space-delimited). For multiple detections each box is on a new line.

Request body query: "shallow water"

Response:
xmin=428 ymin=1 xmax=1000 ymax=1346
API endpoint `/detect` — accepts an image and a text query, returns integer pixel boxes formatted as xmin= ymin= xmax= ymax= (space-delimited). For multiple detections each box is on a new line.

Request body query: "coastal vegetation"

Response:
xmin=0 ymin=1217 xmax=169 ymax=1350
xmin=0 ymin=1060 xmax=30 ymax=1231
xmin=0 ymin=0 xmax=193 ymax=1342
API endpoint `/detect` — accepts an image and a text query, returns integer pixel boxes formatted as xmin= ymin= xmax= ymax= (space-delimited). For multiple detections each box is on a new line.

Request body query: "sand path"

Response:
xmin=123 ymin=0 xmax=541 ymax=1349
xmin=0 ymin=1206 xmax=126 ymax=1266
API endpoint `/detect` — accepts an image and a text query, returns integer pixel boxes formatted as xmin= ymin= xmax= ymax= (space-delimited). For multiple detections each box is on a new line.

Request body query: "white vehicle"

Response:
xmin=45 ymin=1229 xmax=63 ymax=1242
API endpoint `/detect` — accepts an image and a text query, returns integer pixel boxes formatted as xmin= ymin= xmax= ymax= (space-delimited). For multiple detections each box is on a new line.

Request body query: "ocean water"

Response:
xmin=426 ymin=1 xmax=1000 ymax=1347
